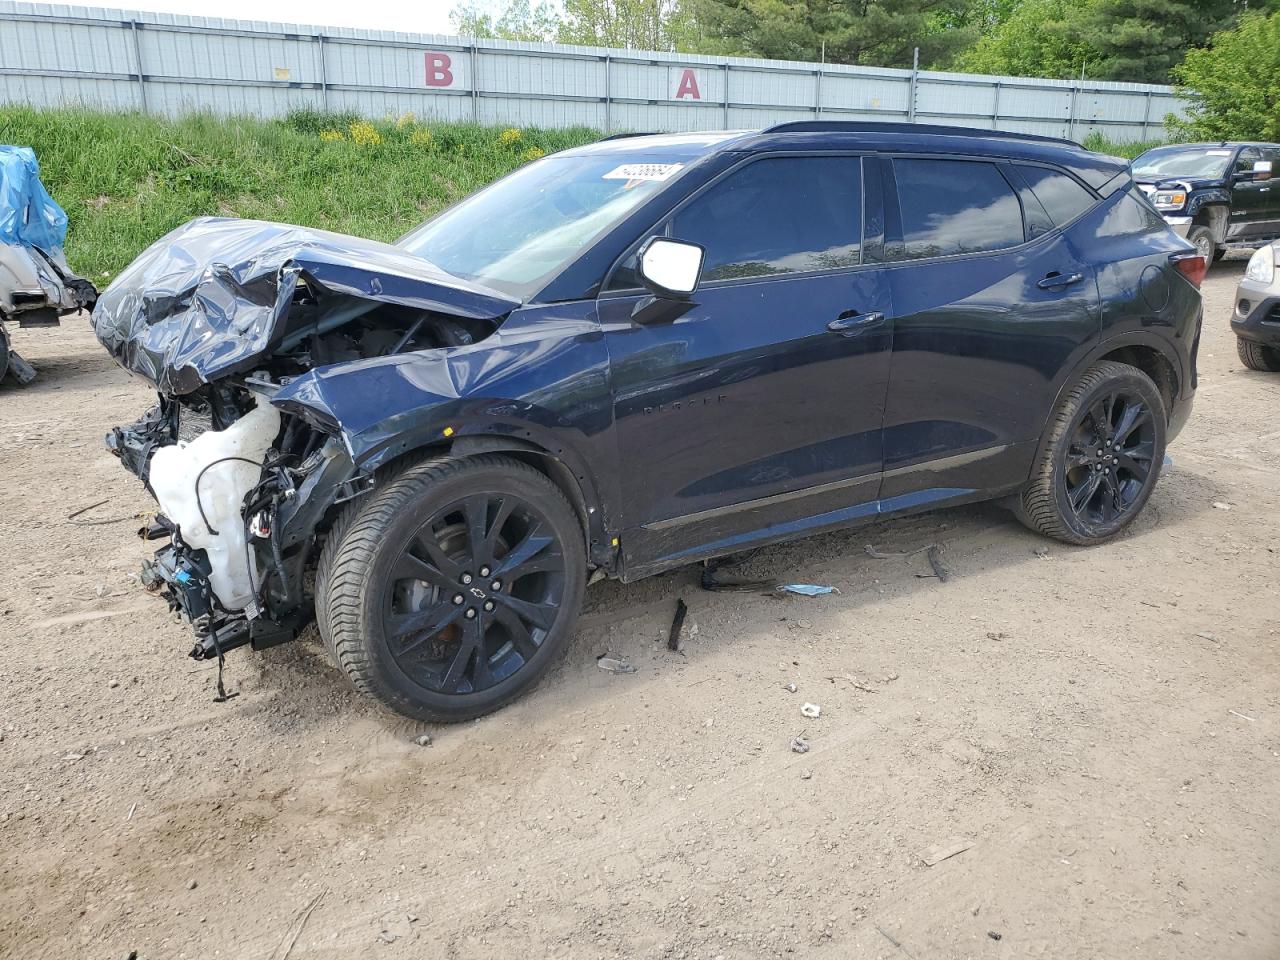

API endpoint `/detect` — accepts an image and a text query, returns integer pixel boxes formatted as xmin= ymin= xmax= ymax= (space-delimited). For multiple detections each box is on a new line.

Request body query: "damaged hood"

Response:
xmin=91 ymin=217 xmax=521 ymax=395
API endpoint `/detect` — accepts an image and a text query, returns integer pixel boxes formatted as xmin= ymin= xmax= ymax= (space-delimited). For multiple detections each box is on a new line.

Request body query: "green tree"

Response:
xmin=934 ymin=0 xmax=1023 ymax=30
xmin=449 ymin=0 xmax=558 ymax=40
xmin=957 ymin=0 xmax=1099 ymax=78
xmin=683 ymin=0 xmax=981 ymax=69
xmin=1077 ymin=0 xmax=1240 ymax=83
xmin=559 ymin=0 xmax=695 ymax=49
xmin=1168 ymin=10 xmax=1280 ymax=140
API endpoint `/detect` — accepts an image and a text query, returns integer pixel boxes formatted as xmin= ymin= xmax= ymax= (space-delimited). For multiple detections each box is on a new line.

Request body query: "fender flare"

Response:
xmin=357 ymin=421 xmax=616 ymax=569
xmin=1187 ymin=197 xmax=1230 ymax=242
xmin=1030 ymin=330 xmax=1184 ymax=468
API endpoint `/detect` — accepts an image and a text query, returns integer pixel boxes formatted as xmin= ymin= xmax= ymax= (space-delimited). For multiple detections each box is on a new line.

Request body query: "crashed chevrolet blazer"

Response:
xmin=95 ymin=122 xmax=1202 ymax=722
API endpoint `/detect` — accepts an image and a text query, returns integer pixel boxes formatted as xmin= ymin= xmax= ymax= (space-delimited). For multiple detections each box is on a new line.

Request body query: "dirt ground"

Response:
xmin=1 ymin=257 xmax=1277 ymax=960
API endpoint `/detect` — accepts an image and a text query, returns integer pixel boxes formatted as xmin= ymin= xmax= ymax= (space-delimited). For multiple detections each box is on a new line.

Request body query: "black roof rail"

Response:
xmin=597 ymin=131 xmax=663 ymax=141
xmin=761 ymin=120 xmax=1077 ymax=147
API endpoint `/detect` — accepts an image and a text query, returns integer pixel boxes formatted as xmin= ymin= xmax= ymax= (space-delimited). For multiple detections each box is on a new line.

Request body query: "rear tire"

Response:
xmin=1016 ymin=361 xmax=1166 ymax=546
xmin=315 ymin=454 xmax=586 ymax=723
xmin=1236 ymin=337 xmax=1280 ymax=372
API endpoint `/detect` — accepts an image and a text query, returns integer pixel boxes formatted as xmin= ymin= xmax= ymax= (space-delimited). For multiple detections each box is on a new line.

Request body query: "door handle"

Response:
xmin=827 ymin=311 xmax=885 ymax=334
xmin=1037 ymin=271 xmax=1084 ymax=290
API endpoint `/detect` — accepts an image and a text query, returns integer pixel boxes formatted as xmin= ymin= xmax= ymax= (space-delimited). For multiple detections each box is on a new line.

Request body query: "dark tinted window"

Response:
xmin=891 ymin=159 xmax=1024 ymax=260
xmin=1017 ymin=165 xmax=1097 ymax=226
xmin=1097 ymin=187 xmax=1167 ymax=238
xmin=669 ymin=157 xmax=862 ymax=281
xmin=1235 ymin=148 xmax=1261 ymax=175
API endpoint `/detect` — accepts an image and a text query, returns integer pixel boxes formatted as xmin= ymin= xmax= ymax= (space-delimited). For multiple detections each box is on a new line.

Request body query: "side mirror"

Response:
xmin=1253 ymin=160 xmax=1273 ymax=181
xmin=637 ymin=237 xmax=704 ymax=300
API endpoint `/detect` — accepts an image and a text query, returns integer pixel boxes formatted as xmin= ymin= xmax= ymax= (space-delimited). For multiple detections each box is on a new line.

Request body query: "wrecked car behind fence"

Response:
xmin=95 ymin=217 xmax=524 ymax=661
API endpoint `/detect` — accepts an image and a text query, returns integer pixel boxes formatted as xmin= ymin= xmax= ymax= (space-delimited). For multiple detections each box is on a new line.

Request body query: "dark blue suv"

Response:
xmin=95 ymin=122 xmax=1203 ymax=722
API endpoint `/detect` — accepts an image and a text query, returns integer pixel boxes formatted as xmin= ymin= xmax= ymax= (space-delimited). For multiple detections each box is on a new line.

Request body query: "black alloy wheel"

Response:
xmin=316 ymin=454 xmax=586 ymax=722
xmin=383 ymin=494 xmax=566 ymax=696
xmin=1061 ymin=389 xmax=1157 ymax=527
xmin=1017 ymin=360 xmax=1167 ymax=545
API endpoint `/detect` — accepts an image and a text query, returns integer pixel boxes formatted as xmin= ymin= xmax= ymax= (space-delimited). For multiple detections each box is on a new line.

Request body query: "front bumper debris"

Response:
xmin=109 ymin=385 xmax=363 ymax=664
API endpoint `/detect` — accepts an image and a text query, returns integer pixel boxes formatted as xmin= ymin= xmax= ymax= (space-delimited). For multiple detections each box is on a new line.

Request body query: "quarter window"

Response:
xmin=668 ymin=156 xmax=862 ymax=281
xmin=890 ymin=158 xmax=1024 ymax=260
xmin=1017 ymin=165 xmax=1097 ymax=226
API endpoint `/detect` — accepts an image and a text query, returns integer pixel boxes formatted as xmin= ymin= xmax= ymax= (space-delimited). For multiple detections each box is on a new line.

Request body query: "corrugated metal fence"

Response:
xmin=0 ymin=1 xmax=1186 ymax=142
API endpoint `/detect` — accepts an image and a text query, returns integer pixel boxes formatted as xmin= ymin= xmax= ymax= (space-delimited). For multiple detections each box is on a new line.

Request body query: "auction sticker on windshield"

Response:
xmin=602 ymin=163 xmax=684 ymax=182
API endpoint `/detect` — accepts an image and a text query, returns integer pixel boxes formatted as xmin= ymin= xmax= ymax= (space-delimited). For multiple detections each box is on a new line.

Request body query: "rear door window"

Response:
xmin=668 ymin=156 xmax=862 ymax=281
xmin=889 ymin=158 xmax=1025 ymax=260
xmin=1016 ymin=165 xmax=1097 ymax=226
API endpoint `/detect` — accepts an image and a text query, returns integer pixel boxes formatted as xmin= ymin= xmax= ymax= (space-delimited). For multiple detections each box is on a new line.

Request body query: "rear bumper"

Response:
xmin=1167 ymin=390 xmax=1194 ymax=443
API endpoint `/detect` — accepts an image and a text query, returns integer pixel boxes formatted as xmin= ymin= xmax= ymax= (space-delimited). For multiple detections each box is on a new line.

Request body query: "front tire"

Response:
xmin=316 ymin=454 xmax=586 ymax=723
xmin=1017 ymin=361 xmax=1166 ymax=545
xmin=1237 ymin=337 xmax=1280 ymax=372
xmin=1187 ymin=225 xmax=1215 ymax=262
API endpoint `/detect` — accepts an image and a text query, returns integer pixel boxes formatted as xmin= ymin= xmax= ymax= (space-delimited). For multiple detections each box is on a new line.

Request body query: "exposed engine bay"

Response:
xmin=95 ymin=217 xmax=518 ymax=663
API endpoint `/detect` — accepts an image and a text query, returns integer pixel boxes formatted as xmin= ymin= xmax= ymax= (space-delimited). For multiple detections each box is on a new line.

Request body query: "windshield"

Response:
xmin=398 ymin=155 xmax=684 ymax=299
xmin=1132 ymin=147 xmax=1234 ymax=180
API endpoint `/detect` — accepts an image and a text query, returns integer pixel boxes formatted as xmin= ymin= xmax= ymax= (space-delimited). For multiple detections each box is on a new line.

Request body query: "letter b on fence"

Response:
xmin=425 ymin=52 xmax=454 ymax=87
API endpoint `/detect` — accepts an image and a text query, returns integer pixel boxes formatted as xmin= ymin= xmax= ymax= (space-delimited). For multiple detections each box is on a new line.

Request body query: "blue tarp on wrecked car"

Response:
xmin=0 ymin=145 xmax=68 ymax=255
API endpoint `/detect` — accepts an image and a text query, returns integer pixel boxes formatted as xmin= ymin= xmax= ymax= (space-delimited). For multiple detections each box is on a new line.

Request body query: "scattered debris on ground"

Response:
xmin=830 ymin=674 xmax=878 ymax=694
xmin=778 ymin=584 xmax=838 ymax=597
xmin=866 ymin=541 xmax=950 ymax=582
xmin=918 ymin=838 xmax=974 ymax=866
xmin=668 ymin=597 xmax=688 ymax=651
xmin=596 ymin=655 xmax=636 ymax=674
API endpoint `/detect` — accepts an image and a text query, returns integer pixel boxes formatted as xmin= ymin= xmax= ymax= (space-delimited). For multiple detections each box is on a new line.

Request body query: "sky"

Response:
xmin=94 ymin=0 xmax=464 ymax=33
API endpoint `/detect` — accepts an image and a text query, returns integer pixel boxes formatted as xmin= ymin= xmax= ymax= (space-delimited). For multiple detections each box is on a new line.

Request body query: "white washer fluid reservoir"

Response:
xmin=149 ymin=403 xmax=281 ymax=611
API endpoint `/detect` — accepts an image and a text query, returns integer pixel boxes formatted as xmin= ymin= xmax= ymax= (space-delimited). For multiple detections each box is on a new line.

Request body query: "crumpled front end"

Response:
xmin=95 ymin=216 xmax=519 ymax=659
xmin=91 ymin=216 xmax=518 ymax=396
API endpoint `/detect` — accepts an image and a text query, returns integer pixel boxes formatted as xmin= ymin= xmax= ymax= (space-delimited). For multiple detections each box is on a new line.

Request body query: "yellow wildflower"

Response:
xmin=520 ymin=146 xmax=546 ymax=163
xmin=498 ymin=127 xmax=523 ymax=146
xmin=410 ymin=127 xmax=434 ymax=148
xmin=348 ymin=120 xmax=383 ymax=147
xmin=318 ymin=129 xmax=345 ymax=142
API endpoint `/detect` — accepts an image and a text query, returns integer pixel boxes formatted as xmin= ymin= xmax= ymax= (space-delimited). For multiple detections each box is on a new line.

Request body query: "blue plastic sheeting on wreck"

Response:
xmin=0 ymin=145 xmax=68 ymax=254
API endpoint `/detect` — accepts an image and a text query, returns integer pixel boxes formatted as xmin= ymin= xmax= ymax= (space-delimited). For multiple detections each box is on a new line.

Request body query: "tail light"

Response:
xmin=1170 ymin=252 xmax=1206 ymax=289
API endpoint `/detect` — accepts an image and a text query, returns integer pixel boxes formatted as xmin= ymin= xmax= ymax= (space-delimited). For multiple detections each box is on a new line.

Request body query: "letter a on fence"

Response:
xmin=674 ymin=68 xmax=701 ymax=100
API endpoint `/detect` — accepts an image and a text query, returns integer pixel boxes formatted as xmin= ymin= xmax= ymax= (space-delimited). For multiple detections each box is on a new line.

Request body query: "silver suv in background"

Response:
xmin=1233 ymin=242 xmax=1280 ymax=371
